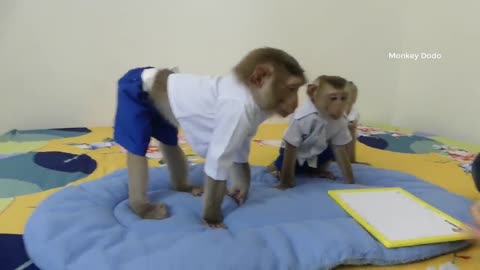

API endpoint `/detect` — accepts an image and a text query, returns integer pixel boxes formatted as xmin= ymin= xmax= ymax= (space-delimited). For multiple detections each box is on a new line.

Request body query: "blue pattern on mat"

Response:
xmin=0 ymin=128 xmax=90 ymax=142
xmin=0 ymin=234 xmax=39 ymax=270
xmin=0 ymin=152 xmax=97 ymax=198
xmin=24 ymin=164 xmax=474 ymax=270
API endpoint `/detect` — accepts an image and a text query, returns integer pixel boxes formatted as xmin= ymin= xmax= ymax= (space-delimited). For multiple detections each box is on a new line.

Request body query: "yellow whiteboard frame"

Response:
xmin=328 ymin=187 xmax=471 ymax=248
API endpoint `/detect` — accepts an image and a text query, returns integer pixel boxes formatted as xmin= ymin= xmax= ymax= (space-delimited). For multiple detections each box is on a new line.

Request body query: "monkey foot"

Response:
xmin=202 ymin=219 xmax=227 ymax=229
xmin=202 ymin=208 xmax=225 ymax=229
xmin=175 ymin=185 xmax=204 ymax=196
xmin=266 ymin=163 xmax=278 ymax=173
xmin=130 ymin=201 xmax=169 ymax=220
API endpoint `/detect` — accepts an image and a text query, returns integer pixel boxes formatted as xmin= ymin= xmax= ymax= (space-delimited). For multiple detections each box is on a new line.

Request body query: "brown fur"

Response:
xmin=149 ymin=69 xmax=179 ymax=127
xmin=233 ymin=47 xmax=305 ymax=84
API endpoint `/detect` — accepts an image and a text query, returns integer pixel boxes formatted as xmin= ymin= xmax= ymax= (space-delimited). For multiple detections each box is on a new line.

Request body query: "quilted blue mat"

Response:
xmin=23 ymin=164 xmax=473 ymax=270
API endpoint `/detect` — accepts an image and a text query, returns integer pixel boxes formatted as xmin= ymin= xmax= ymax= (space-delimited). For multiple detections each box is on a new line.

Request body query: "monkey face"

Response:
xmin=270 ymin=76 xmax=304 ymax=117
xmin=309 ymin=84 xmax=348 ymax=120
xmin=249 ymin=65 xmax=305 ymax=117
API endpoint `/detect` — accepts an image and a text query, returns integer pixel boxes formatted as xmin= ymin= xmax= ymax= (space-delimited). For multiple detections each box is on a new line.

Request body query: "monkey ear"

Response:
xmin=250 ymin=64 xmax=274 ymax=87
xmin=307 ymin=84 xmax=317 ymax=97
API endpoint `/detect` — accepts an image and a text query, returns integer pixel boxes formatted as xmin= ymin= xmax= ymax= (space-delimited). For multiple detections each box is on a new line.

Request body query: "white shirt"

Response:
xmin=346 ymin=107 xmax=360 ymax=123
xmin=142 ymin=68 xmax=269 ymax=180
xmin=282 ymin=98 xmax=352 ymax=168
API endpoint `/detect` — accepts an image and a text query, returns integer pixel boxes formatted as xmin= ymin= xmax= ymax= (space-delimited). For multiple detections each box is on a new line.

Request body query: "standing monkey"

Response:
xmin=267 ymin=75 xmax=355 ymax=189
xmin=114 ymin=47 xmax=306 ymax=228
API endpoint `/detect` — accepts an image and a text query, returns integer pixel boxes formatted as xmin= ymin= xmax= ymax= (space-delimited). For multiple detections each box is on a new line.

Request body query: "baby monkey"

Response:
xmin=114 ymin=47 xmax=306 ymax=228
xmin=267 ymin=75 xmax=355 ymax=189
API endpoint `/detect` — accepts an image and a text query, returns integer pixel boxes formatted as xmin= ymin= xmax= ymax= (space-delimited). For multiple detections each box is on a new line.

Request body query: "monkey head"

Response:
xmin=233 ymin=47 xmax=306 ymax=117
xmin=307 ymin=75 xmax=349 ymax=120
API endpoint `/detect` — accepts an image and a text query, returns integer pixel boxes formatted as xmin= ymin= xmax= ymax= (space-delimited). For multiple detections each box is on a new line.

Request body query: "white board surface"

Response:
xmin=330 ymin=188 xmax=466 ymax=246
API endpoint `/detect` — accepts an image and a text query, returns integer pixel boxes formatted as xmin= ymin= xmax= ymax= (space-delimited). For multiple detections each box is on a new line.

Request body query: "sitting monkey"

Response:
xmin=114 ymin=47 xmax=306 ymax=228
xmin=267 ymin=75 xmax=355 ymax=189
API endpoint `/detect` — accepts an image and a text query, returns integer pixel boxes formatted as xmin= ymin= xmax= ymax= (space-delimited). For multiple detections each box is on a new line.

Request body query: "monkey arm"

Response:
xmin=347 ymin=121 xmax=358 ymax=163
xmin=229 ymin=162 xmax=251 ymax=204
xmin=231 ymin=162 xmax=251 ymax=185
xmin=278 ymin=142 xmax=298 ymax=188
xmin=202 ymin=102 xmax=252 ymax=225
xmin=333 ymin=145 xmax=354 ymax=184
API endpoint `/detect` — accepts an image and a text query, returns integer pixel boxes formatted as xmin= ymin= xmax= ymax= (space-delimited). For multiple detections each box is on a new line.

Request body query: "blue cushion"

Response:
xmin=24 ymin=164 xmax=474 ymax=270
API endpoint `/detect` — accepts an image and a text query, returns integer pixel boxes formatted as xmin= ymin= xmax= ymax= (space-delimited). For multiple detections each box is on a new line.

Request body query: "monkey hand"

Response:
xmin=450 ymin=222 xmax=480 ymax=240
xmin=202 ymin=208 xmax=226 ymax=229
xmin=228 ymin=181 xmax=250 ymax=206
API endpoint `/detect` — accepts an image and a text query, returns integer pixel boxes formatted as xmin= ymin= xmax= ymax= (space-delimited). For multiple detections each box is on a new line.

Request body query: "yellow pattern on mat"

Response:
xmin=0 ymin=124 xmax=479 ymax=269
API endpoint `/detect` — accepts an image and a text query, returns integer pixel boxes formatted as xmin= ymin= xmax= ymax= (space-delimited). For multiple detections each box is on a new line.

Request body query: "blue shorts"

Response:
xmin=273 ymin=146 xmax=334 ymax=174
xmin=114 ymin=67 xmax=178 ymax=156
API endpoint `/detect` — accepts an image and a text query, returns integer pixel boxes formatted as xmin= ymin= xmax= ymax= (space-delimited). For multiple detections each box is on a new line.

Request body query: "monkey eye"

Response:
xmin=330 ymin=97 xmax=338 ymax=101
xmin=341 ymin=96 xmax=347 ymax=101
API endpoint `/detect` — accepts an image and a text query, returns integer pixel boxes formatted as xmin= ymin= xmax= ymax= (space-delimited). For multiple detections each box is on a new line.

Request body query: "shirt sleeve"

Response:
xmin=331 ymin=120 xmax=353 ymax=146
xmin=204 ymin=101 xmax=251 ymax=180
xmin=283 ymin=118 xmax=303 ymax=147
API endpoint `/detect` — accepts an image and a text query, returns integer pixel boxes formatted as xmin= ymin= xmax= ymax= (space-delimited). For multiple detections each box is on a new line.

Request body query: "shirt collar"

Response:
xmin=293 ymin=98 xmax=318 ymax=120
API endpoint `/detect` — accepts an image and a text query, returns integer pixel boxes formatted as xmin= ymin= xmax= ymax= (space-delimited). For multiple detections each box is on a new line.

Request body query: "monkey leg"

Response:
xmin=127 ymin=152 xmax=168 ymax=219
xmin=160 ymin=143 xmax=203 ymax=196
xmin=266 ymin=162 xmax=280 ymax=178
xmin=203 ymin=177 xmax=227 ymax=228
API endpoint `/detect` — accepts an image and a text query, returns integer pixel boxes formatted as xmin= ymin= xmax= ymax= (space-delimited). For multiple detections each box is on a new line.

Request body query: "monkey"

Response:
xmin=266 ymin=75 xmax=355 ymax=189
xmin=113 ymin=47 xmax=306 ymax=228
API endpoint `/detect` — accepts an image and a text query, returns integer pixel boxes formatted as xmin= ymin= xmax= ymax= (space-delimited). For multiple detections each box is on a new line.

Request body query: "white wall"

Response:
xmin=1 ymin=0 xmax=477 ymax=144
xmin=391 ymin=0 xmax=480 ymax=144
xmin=0 ymin=0 xmax=403 ymax=133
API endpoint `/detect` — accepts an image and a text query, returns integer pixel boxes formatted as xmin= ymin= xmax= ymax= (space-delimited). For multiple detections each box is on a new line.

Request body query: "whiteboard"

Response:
xmin=328 ymin=188 xmax=470 ymax=248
